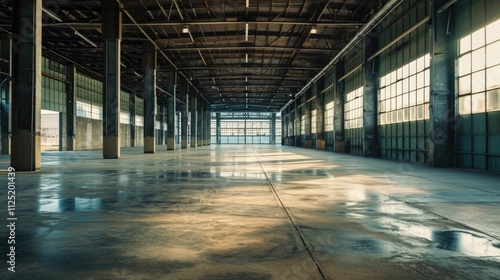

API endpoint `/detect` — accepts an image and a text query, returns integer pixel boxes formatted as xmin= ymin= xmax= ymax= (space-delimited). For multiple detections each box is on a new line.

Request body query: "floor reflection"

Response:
xmin=39 ymin=198 xmax=103 ymax=213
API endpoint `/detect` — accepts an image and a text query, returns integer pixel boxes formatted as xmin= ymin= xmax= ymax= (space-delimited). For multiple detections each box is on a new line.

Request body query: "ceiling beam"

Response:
xmin=42 ymin=21 xmax=366 ymax=28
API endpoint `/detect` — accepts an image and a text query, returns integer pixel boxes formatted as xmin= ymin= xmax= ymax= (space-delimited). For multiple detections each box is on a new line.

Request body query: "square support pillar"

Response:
xmin=102 ymin=0 xmax=122 ymax=159
xmin=129 ymin=92 xmax=136 ymax=147
xmin=65 ymin=64 xmax=76 ymax=151
xmin=334 ymin=63 xmax=345 ymax=153
xmin=190 ymin=91 xmax=198 ymax=147
xmin=429 ymin=0 xmax=453 ymax=167
xmin=216 ymin=112 xmax=221 ymax=144
xmin=363 ymin=33 xmax=378 ymax=157
xmin=180 ymin=104 xmax=188 ymax=148
xmin=197 ymin=98 xmax=203 ymax=146
xmin=294 ymin=101 xmax=300 ymax=147
xmin=305 ymin=93 xmax=312 ymax=148
xmin=316 ymin=77 xmax=325 ymax=150
xmin=166 ymin=70 xmax=176 ymax=150
xmin=11 ymin=0 xmax=42 ymax=171
xmin=271 ymin=113 xmax=276 ymax=144
xmin=1 ymin=34 xmax=12 ymax=154
xmin=143 ymin=43 xmax=157 ymax=153
xmin=206 ymin=105 xmax=211 ymax=146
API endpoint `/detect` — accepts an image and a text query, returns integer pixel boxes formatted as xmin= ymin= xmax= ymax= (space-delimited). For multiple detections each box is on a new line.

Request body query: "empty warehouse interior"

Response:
xmin=0 ymin=0 xmax=500 ymax=279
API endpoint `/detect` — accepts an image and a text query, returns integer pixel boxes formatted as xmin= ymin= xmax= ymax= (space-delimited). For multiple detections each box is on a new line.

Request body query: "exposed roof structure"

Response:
xmin=0 ymin=0 xmax=386 ymax=111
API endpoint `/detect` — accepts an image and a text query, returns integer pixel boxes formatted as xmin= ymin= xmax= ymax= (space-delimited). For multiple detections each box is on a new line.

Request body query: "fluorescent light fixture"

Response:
xmin=246 ymin=0 xmax=249 ymax=8
xmin=310 ymin=27 xmax=317 ymax=34
xmin=74 ymin=30 xmax=97 ymax=48
xmin=182 ymin=25 xmax=189 ymax=33
xmin=245 ymin=53 xmax=249 ymax=63
xmin=42 ymin=7 xmax=62 ymax=23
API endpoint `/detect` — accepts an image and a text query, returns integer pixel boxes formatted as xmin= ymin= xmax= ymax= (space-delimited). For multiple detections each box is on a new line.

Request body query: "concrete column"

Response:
xmin=11 ymin=0 xmax=42 ymax=171
xmin=129 ymin=93 xmax=136 ymax=147
xmin=143 ymin=42 xmax=156 ymax=153
xmin=363 ymin=32 xmax=378 ymax=157
xmin=63 ymin=64 xmax=76 ymax=151
xmin=429 ymin=0 xmax=453 ymax=167
xmin=190 ymin=91 xmax=197 ymax=147
xmin=316 ymin=77 xmax=325 ymax=150
xmin=271 ymin=113 xmax=276 ymax=144
xmin=166 ymin=70 xmax=176 ymax=150
xmin=197 ymin=98 xmax=203 ymax=146
xmin=157 ymin=106 xmax=163 ymax=145
xmin=102 ymin=0 xmax=121 ymax=159
xmin=305 ymin=94 xmax=312 ymax=148
xmin=216 ymin=112 xmax=221 ymax=144
xmin=206 ymin=105 xmax=211 ymax=145
xmin=1 ymin=34 xmax=12 ymax=154
xmin=334 ymin=63 xmax=345 ymax=152
xmin=294 ymin=101 xmax=300 ymax=147
xmin=180 ymin=103 xmax=189 ymax=149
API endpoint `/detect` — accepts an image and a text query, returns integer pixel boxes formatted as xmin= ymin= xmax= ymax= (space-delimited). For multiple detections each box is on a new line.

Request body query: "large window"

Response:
xmin=76 ymin=73 xmax=103 ymax=120
xmin=379 ymin=55 xmax=430 ymax=125
xmin=458 ymin=19 xmax=500 ymax=114
xmin=211 ymin=112 xmax=281 ymax=144
xmin=324 ymin=101 xmax=334 ymax=132
xmin=311 ymin=109 xmax=317 ymax=134
xmin=41 ymin=57 xmax=67 ymax=112
xmin=344 ymin=87 xmax=363 ymax=129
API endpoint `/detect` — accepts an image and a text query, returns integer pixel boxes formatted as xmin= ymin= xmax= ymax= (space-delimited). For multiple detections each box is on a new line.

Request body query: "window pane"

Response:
xmin=459 ymin=75 xmax=471 ymax=95
xmin=471 ymin=70 xmax=485 ymax=93
xmin=460 ymin=35 xmax=471 ymax=54
xmin=459 ymin=95 xmax=471 ymax=115
xmin=459 ymin=54 xmax=471 ymax=76
xmin=487 ymin=65 xmax=500 ymax=90
xmin=486 ymin=41 xmax=500 ymax=68
xmin=471 ymin=28 xmax=485 ymax=50
xmin=486 ymin=19 xmax=500 ymax=44
xmin=471 ymin=47 xmax=485 ymax=72
xmin=471 ymin=93 xmax=486 ymax=113
xmin=487 ymin=89 xmax=500 ymax=111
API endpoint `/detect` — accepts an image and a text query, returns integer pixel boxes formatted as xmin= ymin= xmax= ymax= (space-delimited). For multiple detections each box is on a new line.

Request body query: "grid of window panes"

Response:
xmin=136 ymin=98 xmax=144 ymax=127
xmin=246 ymin=120 xmax=270 ymax=136
xmin=458 ymin=19 xmax=500 ymax=115
xmin=76 ymin=73 xmax=103 ymax=120
xmin=344 ymin=87 xmax=363 ymax=129
xmin=41 ymin=57 xmax=67 ymax=112
xmin=211 ymin=112 xmax=280 ymax=144
xmin=456 ymin=12 xmax=500 ymax=172
xmin=379 ymin=54 xmax=430 ymax=125
xmin=311 ymin=109 xmax=317 ymax=134
xmin=324 ymin=101 xmax=334 ymax=131
xmin=42 ymin=57 xmax=66 ymax=80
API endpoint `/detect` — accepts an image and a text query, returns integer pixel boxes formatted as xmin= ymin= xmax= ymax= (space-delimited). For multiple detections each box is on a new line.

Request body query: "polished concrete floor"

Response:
xmin=0 ymin=145 xmax=499 ymax=280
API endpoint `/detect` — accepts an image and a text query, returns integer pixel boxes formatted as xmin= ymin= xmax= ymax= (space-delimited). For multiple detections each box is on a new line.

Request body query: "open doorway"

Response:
xmin=41 ymin=109 xmax=60 ymax=151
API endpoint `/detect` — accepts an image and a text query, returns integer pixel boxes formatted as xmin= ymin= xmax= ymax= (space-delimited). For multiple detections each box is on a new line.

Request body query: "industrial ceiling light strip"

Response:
xmin=287 ymin=0 xmax=406 ymax=109
xmin=74 ymin=30 xmax=98 ymax=48
xmin=116 ymin=0 xmax=208 ymax=103
xmin=41 ymin=21 xmax=366 ymax=28
xmin=42 ymin=7 xmax=63 ymax=22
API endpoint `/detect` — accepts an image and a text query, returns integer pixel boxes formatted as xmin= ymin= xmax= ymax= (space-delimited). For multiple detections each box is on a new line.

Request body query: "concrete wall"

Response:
xmin=75 ymin=117 xmax=144 ymax=150
xmin=120 ymin=124 xmax=130 ymax=147
xmin=76 ymin=117 xmax=102 ymax=150
xmin=135 ymin=126 xmax=144 ymax=146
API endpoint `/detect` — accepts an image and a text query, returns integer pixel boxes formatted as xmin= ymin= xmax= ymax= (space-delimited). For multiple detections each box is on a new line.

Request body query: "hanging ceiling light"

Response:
xmin=182 ymin=25 xmax=189 ymax=34
xmin=310 ymin=27 xmax=317 ymax=34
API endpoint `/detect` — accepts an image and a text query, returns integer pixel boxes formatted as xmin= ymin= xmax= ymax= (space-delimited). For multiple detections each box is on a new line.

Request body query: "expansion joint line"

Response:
xmin=252 ymin=146 xmax=328 ymax=280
